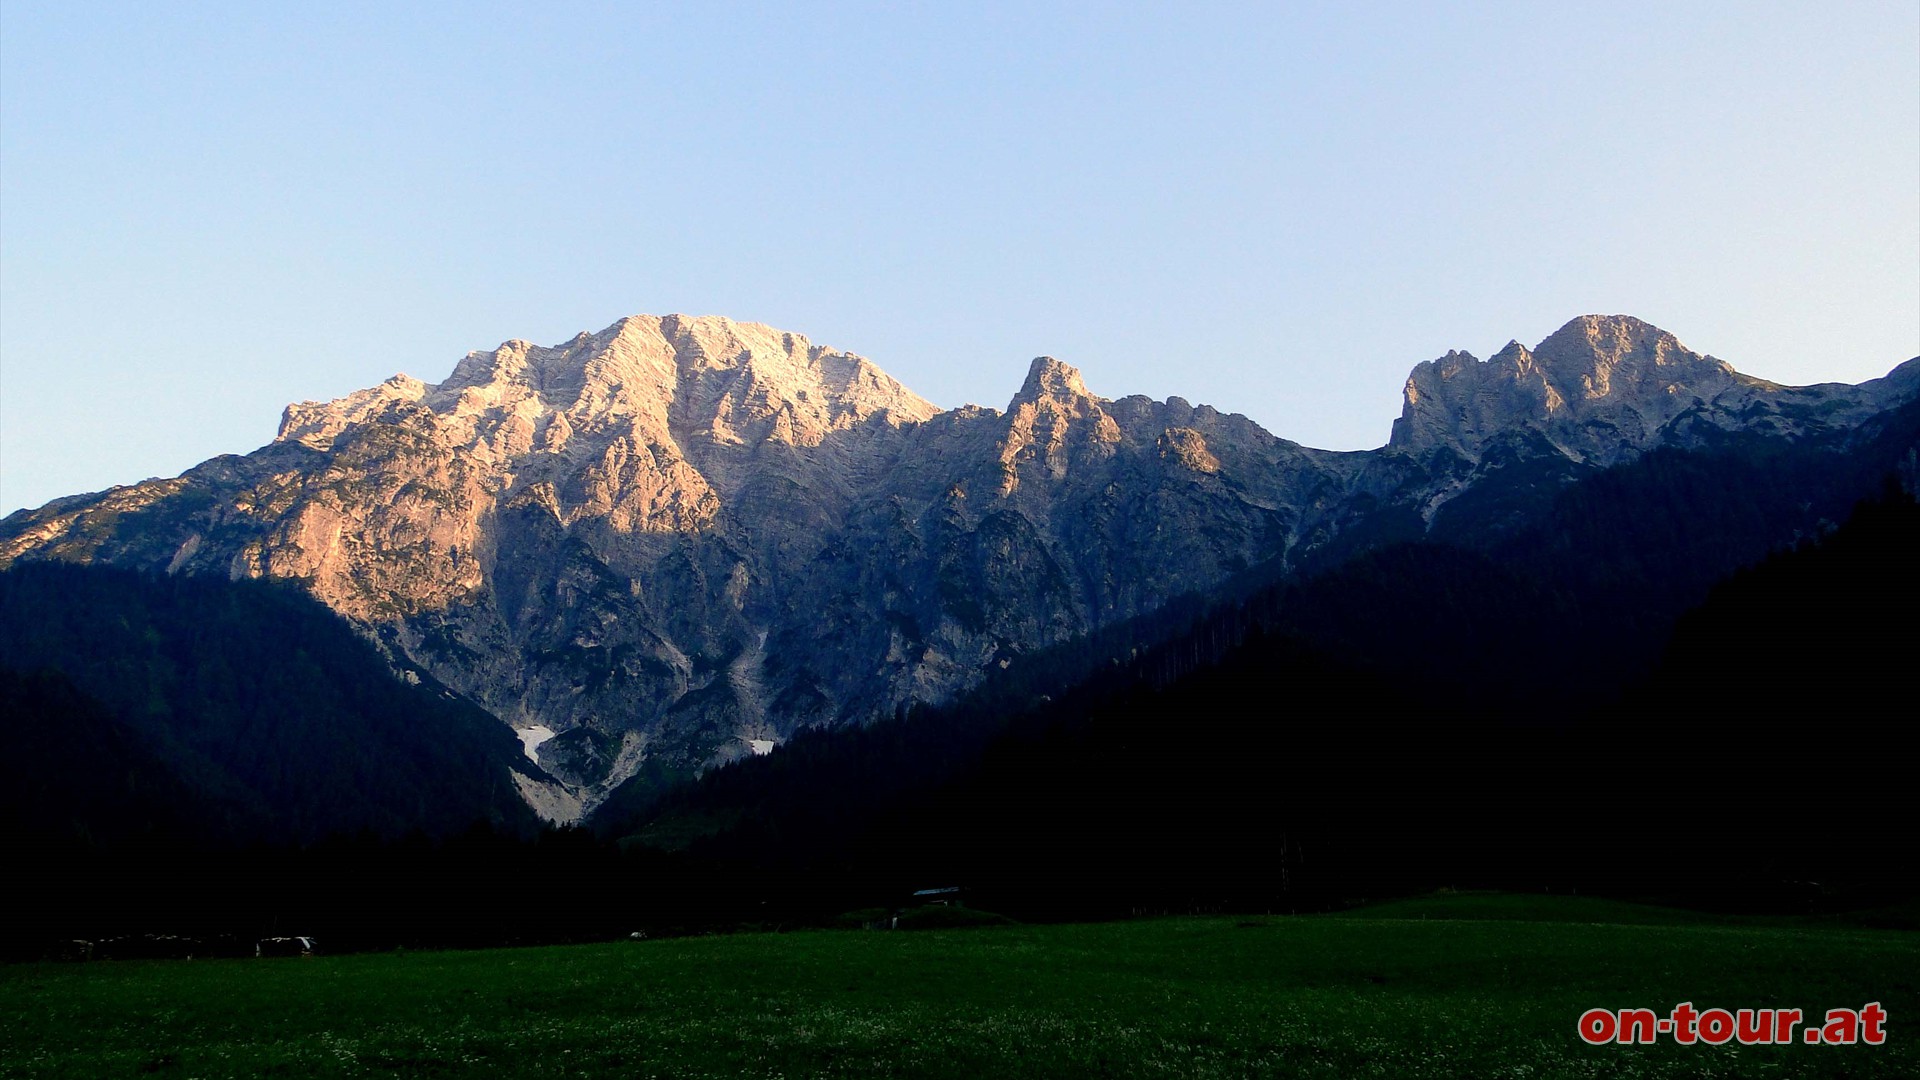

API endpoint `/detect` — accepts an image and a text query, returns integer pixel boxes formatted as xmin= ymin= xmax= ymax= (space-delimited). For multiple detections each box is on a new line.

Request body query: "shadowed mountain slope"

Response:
xmin=610 ymin=485 xmax=1918 ymax=917
xmin=0 ymin=562 xmax=546 ymax=845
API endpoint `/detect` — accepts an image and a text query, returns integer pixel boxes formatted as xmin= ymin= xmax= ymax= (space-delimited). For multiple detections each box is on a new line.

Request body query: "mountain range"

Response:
xmin=4 ymin=312 xmax=1915 ymax=826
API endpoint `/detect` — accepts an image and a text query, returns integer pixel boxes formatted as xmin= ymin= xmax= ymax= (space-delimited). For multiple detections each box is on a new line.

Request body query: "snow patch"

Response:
xmin=517 ymin=725 xmax=557 ymax=763
xmin=748 ymin=739 xmax=775 ymax=756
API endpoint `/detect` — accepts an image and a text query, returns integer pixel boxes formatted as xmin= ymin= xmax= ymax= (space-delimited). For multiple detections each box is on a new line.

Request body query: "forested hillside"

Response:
xmin=0 ymin=563 xmax=542 ymax=847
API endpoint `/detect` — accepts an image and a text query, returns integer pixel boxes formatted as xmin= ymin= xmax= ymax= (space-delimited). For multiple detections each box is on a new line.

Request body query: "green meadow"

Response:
xmin=3 ymin=894 xmax=1912 ymax=1078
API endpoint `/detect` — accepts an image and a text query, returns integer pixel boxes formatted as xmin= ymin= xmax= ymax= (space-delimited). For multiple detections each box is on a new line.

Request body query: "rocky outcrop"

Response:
xmin=4 ymin=313 xmax=1913 ymax=822
xmin=1390 ymin=315 xmax=1913 ymax=466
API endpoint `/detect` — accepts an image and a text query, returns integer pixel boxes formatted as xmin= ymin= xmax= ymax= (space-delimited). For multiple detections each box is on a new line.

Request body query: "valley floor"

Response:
xmin=2 ymin=895 xmax=1913 ymax=1078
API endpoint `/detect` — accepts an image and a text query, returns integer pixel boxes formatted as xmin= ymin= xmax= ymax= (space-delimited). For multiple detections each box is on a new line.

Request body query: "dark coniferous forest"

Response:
xmin=0 ymin=564 xmax=541 ymax=846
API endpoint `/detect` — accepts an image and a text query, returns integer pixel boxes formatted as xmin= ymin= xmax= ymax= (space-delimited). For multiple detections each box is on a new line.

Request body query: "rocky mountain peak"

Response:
xmin=239 ymin=314 xmax=947 ymax=641
xmin=1487 ymin=340 xmax=1533 ymax=367
xmin=275 ymin=315 xmax=939 ymax=457
xmin=1389 ymin=315 xmax=1753 ymax=462
xmin=994 ymin=357 xmax=1121 ymax=498
xmin=1530 ymin=314 xmax=1735 ymax=401
xmin=1013 ymin=356 xmax=1095 ymax=407
xmin=276 ymin=374 xmax=432 ymax=449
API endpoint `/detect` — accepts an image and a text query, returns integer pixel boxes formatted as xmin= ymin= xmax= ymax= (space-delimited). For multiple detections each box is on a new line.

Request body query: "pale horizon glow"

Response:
xmin=3 ymin=2 xmax=1916 ymax=514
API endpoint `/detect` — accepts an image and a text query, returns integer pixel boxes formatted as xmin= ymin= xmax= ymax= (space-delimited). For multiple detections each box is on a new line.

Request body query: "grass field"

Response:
xmin=3 ymin=894 xmax=1913 ymax=1078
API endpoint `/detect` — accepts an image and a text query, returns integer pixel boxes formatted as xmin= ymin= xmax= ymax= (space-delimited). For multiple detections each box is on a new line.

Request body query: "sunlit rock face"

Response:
xmin=1390 ymin=315 xmax=1913 ymax=466
xmin=5 ymin=313 xmax=1914 ymax=821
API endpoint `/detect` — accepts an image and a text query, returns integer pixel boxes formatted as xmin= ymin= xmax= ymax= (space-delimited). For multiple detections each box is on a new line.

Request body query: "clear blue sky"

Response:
xmin=4 ymin=1 xmax=1915 ymax=514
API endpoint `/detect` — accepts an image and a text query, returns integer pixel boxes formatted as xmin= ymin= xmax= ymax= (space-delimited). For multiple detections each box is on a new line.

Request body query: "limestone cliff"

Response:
xmin=1390 ymin=315 xmax=1913 ymax=464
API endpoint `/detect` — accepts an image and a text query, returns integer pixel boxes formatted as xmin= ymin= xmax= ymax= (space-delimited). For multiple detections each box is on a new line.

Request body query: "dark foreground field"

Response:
xmin=2 ymin=895 xmax=1912 ymax=1079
